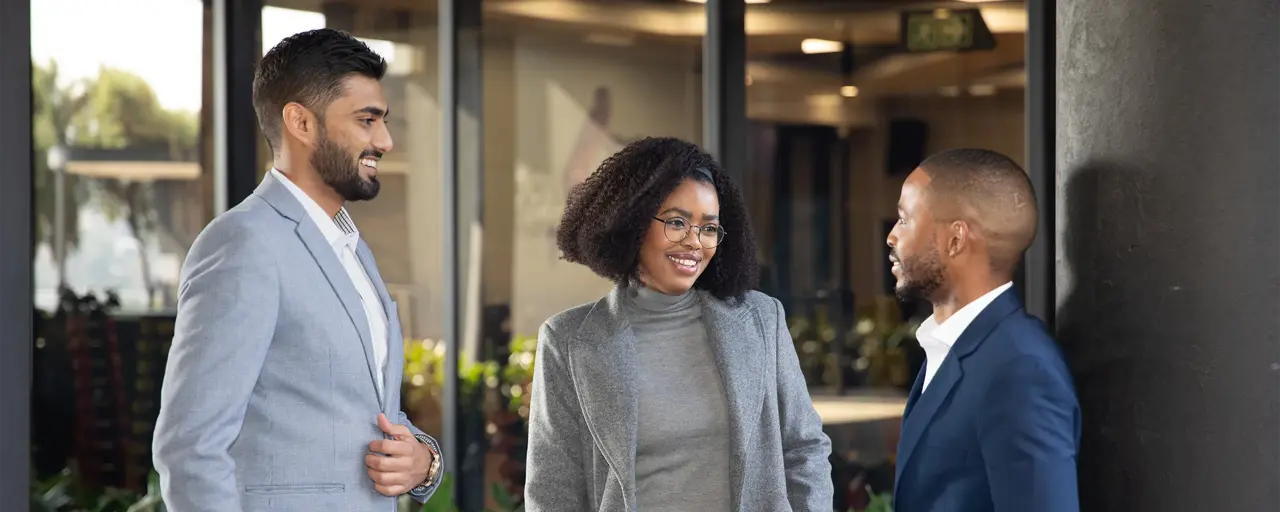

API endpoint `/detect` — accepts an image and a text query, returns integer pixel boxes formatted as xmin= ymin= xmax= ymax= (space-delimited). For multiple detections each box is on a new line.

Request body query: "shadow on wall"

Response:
xmin=1055 ymin=160 xmax=1162 ymax=511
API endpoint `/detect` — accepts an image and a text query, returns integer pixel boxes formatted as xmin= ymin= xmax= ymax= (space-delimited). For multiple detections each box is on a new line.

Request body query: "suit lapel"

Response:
xmin=894 ymin=289 xmax=1022 ymax=483
xmin=564 ymin=286 xmax=767 ymax=508
xmin=255 ymin=173 xmax=383 ymax=406
xmin=355 ymin=241 xmax=394 ymax=316
xmin=902 ymin=365 xmax=926 ymax=419
xmin=895 ymin=366 xmax=928 ymax=491
xmin=895 ymin=348 xmax=964 ymax=483
xmin=356 ymin=242 xmax=398 ymax=408
xmin=382 ymin=300 xmax=402 ymax=414
xmin=566 ymin=287 xmax=639 ymax=494
xmin=700 ymin=291 xmax=764 ymax=510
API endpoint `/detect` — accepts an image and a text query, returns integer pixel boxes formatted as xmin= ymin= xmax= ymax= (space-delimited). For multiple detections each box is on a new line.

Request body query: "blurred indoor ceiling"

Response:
xmin=267 ymin=0 xmax=1027 ymax=104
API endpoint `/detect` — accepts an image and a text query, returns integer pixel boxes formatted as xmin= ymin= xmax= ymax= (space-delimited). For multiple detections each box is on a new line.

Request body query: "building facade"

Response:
xmin=3 ymin=0 xmax=1276 ymax=510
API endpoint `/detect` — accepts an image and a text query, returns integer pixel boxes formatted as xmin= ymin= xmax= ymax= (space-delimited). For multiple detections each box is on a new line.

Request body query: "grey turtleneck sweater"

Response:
xmin=624 ymin=285 xmax=733 ymax=512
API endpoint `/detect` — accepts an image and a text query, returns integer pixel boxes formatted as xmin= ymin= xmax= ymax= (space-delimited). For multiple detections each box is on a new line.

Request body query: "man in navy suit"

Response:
xmin=887 ymin=148 xmax=1080 ymax=512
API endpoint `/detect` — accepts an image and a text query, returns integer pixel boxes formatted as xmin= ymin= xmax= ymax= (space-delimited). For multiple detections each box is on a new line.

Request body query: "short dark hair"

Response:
xmin=919 ymin=148 xmax=1038 ymax=273
xmin=556 ymin=137 xmax=760 ymax=301
xmin=253 ymin=28 xmax=387 ymax=153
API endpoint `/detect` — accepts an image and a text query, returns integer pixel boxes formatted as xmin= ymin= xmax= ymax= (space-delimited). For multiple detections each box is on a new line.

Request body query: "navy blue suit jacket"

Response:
xmin=893 ymin=288 xmax=1081 ymax=512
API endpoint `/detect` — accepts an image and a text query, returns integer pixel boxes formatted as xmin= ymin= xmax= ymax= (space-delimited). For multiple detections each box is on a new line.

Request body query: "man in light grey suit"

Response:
xmin=153 ymin=29 xmax=442 ymax=511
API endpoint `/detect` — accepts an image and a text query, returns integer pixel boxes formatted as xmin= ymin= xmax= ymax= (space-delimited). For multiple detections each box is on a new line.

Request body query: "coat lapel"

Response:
xmin=566 ymin=287 xmax=639 ymax=496
xmin=255 ymin=173 xmax=382 ymax=406
xmin=894 ymin=289 xmax=1022 ymax=483
xmin=894 ymin=347 xmax=963 ymax=484
xmin=902 ymin=364 xmax=926 ymax=420
xmin=700 ymin=291 xmax=765 ymax=510
xmin=356 ymin=242 xmax=398 ymax=408
xmin=564 ymin=286 xmax=768 ymax=510
xmin=380 ymin=298 xmax=402 ymax=415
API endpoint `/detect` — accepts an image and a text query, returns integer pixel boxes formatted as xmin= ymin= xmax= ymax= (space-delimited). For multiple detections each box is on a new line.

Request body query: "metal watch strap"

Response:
xmin=409 ymin=434 xmax=441 ymax=496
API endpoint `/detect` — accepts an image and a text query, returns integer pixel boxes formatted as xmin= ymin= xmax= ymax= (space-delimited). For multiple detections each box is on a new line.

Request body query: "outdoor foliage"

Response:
xmin=31 ymin=59 xmax=199 ymax=307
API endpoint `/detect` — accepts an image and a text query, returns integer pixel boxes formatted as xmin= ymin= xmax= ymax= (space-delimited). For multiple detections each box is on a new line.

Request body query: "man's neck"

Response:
xmin=276 ymin=164 xmax=343 ymax=217
xmin=930 ymin=275 xmax=1009 ymax=325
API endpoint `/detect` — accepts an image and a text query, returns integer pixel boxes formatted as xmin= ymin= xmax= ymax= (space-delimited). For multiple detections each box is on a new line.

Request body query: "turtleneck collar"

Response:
xmin=624 ymin=281 xmax=698 ymax=314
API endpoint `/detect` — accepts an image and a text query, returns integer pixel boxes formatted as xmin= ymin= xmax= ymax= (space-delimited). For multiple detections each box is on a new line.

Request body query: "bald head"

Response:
xmin=919 ymin=148 xmax=1037 ymax=274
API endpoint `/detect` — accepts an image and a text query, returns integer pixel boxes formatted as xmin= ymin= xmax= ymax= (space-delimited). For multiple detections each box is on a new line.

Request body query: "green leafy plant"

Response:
xmin=123 ymin=472 xmax=163 ymax=512
xmin=401 ymin=335 xmax=539 ymax=508
xmin=488 ymin=481 xmax=522 ymax=512
xmin=399 ymin=473 xmax=524 ymax=512
xmin=30 ymin=467 xmax=148 ymax=512
xmin=854 ymin=490 xmax=894 ymax=512
xmin=788 ymin=296 xmax=922 ymax=390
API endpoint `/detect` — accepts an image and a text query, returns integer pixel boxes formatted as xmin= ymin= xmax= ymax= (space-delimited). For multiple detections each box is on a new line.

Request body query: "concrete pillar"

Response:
xmin=1056 ymin=0 xmax=1279 ymax=510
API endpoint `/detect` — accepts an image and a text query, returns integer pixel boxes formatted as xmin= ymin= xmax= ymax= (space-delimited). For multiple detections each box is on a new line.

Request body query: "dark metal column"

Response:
xmin=1057 ymin=0 xmax=1280 ymax=509
xmin=440 ymin=0 xmax=485 ymax=508
xmin=222 ymin=0 xmax=262 ymax=208
xmin=1022 ymin=0 xmax=1054 ymax=325
xmin=0 ymin=0 xmax=33 ymax=507
xmin=703 ymin=0 xmax=747 ymax=187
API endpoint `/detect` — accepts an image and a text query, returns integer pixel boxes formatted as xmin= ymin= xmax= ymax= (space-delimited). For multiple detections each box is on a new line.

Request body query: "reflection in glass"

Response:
xmin=32 ymin=0 xmax=208 ymax=314
xmin=259 ymin=5 xmax=448 ymax=512
xmin=463 ymin=1 xmax=707 ymax=509
xmin=30 ymin=0 xmax=210 ymax=500
xmin=743 ymin=1 xmax=1028 ymax=510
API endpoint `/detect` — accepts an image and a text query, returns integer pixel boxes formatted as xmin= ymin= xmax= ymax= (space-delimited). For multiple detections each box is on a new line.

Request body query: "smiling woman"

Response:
xmin=555 ymin=137 xmax=756 ymax=300
xmin=524 ymin=136 xmax=834 ymax=512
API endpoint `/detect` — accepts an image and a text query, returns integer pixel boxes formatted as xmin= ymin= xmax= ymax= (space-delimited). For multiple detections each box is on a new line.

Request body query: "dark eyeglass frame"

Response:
xmin=652 ymin=217 xmax=728 ymax=248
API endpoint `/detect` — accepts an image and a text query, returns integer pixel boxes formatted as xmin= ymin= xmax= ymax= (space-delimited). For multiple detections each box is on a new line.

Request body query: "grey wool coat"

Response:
xmin=523 ymin=286 xmax=834 ymax=511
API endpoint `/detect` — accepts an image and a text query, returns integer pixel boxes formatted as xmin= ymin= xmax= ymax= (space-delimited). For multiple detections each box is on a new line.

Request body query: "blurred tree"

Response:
xmin=31 ymin=60 xmax=89 ymax=264
xmin=71 ymin=67 xmax=198 ymax=308
xmin=32 ymin=61 xmax=199 ymax=308
xmin=71 ymin=68 xmax=198 ymax=153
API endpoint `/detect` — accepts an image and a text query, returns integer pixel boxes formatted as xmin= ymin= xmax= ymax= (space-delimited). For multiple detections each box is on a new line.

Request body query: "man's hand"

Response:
xmin=366 ymin=413 xmax=434 ymax=496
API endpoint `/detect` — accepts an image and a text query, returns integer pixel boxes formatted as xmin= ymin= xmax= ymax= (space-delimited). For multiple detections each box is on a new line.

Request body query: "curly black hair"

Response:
xmin=556 ymin=137 xmax=760 ymax=301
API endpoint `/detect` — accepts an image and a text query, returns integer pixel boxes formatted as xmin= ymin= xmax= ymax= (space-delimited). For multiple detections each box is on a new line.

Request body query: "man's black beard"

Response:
xmin=894 ymin=246 xmax=945 ymax=303
xmin=312 ymin=129 xmax=379 ymax=202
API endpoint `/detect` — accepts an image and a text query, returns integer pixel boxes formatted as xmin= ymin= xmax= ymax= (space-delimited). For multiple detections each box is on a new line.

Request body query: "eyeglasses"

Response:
xmin=652 ymin=217 xmax=727 ymax=249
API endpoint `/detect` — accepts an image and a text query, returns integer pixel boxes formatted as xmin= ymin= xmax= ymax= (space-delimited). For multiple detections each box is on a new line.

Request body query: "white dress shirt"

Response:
xmin=272 ymin=168 xmax=389 ymax=399
xmin=914 ymin=281 xmax=1013 ymax=392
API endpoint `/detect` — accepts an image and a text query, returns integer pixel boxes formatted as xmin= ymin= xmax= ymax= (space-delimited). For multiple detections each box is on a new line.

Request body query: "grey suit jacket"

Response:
xmin=524 ymin=286 xmax=833 ymax=511
xmin=153 ymin=172 xmax=441 ymax=511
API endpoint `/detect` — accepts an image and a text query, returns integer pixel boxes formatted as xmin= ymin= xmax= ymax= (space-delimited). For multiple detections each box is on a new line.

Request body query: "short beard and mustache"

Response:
xmin=311 ymin=125 xmax=381 ymax=202
xmin=893 ymin=243 xmax=946 ymax=303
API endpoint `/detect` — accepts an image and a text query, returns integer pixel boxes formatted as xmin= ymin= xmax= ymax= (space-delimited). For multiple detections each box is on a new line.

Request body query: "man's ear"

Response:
xmin=947 ymin=220 xmax=971 ymax=257
xmin=281 ymin=102 xmax=318 ymax=146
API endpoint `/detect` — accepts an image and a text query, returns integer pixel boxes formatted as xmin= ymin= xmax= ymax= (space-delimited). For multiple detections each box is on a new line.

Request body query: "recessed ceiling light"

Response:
xmin=801 ymin=38 xmax=843 ymax=54
xmin=840 ymin=85 xmax=859 ymax=98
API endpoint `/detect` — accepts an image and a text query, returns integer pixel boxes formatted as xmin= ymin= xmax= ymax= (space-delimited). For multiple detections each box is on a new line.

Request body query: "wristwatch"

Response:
xmin=409 ymin=434 xmax=442 ymax=498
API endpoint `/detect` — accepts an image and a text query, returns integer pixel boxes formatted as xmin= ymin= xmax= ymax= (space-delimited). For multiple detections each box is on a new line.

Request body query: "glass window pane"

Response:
xmin=484 ymin=0 xmax=705 ymax=336
xmin=30 ymin=0 xmax=211 ymax=493
xmin=472 ymin=0 xmax=705 ymax=508
xmin=32 ymin=0 xmax=210 ymax=314
xmin=258 ymin=3 xmax=448 ymax=504
xmin=745 ymin=1 xmax=1027 ymax=508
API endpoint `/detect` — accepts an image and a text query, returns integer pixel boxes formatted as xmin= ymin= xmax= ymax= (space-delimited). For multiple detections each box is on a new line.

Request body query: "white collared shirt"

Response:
xmin=915 ymin=281 xmax=1013 ymax=392
xmin=272 ymin=168 xmax=389 ymax=398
